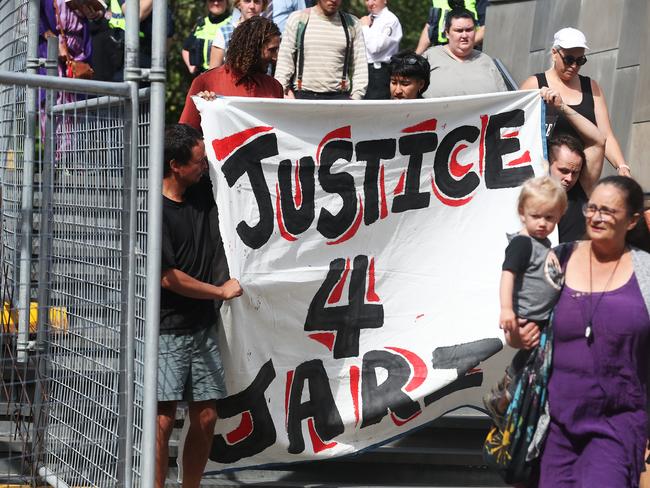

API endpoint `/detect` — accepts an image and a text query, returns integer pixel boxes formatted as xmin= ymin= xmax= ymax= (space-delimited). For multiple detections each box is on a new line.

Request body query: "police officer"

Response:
xmin=414 ymin=0 xmax=479 ymax=54
xmin=182 ymin=0 xmax=232 ymax=76
xmin=91 ymin=0 xmax=174 ymax=81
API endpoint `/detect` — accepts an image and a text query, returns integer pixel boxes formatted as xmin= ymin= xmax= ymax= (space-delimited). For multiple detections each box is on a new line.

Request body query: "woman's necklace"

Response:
xmin=584 ymin=244 xmax=623 ymax=341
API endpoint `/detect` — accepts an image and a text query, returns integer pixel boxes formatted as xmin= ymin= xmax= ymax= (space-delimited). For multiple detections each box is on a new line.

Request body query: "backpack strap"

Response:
xmin=295 ymin=9 xmax=353 ymax=92
xmin=294 ymin=8 xmax=310 ymax=91
xmin=338 ymin=11 xmax=352 ymax=91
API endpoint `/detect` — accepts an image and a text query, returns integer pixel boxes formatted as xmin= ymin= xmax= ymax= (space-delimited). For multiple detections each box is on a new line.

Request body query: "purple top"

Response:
xmin=549 ymin=273 xmax=650 ymax=478
xmin=38 ymin=0 xmax=91 ymax=66
xmin=37 ymin=0 xmax=92 ymax=116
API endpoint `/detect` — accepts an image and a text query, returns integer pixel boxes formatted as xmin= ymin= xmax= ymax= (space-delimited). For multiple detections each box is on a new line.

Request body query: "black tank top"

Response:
xmin=558 ymin=182 xmax=588 ymax=243
xmin=535 ymin=72 xmax=597 ymax=141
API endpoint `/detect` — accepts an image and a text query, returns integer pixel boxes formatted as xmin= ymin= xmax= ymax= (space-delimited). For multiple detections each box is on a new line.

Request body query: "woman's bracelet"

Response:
xmin=617 ymin=164 xmax=631 ymax=173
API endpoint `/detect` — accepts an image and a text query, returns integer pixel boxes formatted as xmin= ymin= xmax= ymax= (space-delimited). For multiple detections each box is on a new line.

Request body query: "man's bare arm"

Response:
xmin=415 ymin=24 xmax=431 ymax=54
xmin=161 ymin=269 xmax=242 ymax=300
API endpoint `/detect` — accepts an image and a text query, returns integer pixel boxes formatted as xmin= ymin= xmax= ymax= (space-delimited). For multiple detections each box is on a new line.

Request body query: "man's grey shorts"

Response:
xmin=158 ymin=323 xmax=227 ymax=402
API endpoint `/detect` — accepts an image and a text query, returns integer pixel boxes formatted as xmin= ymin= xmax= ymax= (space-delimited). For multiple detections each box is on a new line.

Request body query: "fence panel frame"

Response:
xmin=0 ymin=0 xmax=166 ymax=484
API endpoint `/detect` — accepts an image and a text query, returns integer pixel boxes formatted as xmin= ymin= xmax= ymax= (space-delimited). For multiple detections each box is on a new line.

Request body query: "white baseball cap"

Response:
xmin=553 ymin=27 xmax=589 ymax=49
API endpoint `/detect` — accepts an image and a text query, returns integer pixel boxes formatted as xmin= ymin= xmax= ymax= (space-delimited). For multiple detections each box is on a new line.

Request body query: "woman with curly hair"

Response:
xmin=179 ymin=16 xmax=284 ymax=132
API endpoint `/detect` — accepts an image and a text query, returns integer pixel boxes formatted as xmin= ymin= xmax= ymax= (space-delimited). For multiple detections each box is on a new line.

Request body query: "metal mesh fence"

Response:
xmin=0 ymin=86 xmax=149 ymax=487
xmin=0 ymin=83 xmax=27 ymax=299
xmin=0 ymin=79 xmax=34 ymax=485
xmin=0 ymin=0 xmax=28 ymax=308
xmin=0 ymin=0 xmax=28 ymax=73
xmin=0 ymin=1 xmax=32 ymax=486
xmin=0 ymin=0 xmax=156 ymax=481
xmin=132 ymin=97 xmax=150 ymax=485
xmin=38 ymin=92 xmax=150 ymax=487
xmin=1 ymin=82 xmax=152 ymax=487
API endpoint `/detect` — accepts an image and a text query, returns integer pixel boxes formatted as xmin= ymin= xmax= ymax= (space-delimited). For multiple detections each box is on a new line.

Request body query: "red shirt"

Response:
xmin=179 ymin=65 xmax=284 ymax=131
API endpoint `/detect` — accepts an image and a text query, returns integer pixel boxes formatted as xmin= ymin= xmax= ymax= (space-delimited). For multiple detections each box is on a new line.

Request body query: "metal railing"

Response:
xmin=493 ymin=58 xmax=518 ymax=91
xmin=0 ymin=0 xmax=166 ymax=486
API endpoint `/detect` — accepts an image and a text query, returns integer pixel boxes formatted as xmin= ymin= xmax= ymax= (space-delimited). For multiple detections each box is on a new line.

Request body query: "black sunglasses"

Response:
xmin=559 ymin=50 xmax=587 ymax=67
xmin=390 ymin=55 xmax=419 ymax=66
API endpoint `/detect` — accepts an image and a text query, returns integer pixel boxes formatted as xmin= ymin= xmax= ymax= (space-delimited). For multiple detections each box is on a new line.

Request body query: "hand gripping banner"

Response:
xmin=193 ymin=91 xmax=545 ymax=471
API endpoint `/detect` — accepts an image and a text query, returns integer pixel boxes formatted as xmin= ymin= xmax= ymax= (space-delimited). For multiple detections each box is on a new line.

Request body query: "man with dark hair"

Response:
xmin=274 ymin=0 xmax=368 ymax=100
xmin=179 ymin=16 xmax=283 ymax=131
xmin=541 ymin=89 xmax=605 ymax=242
xmin=157 ymin=124 xmax=242 ymax=488
xmin=548 ymin=134 xmax=594 ymax=243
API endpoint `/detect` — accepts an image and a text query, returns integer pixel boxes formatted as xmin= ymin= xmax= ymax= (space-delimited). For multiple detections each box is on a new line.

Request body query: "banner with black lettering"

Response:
xmin=193 ymin=91 xmax=545 ymax=471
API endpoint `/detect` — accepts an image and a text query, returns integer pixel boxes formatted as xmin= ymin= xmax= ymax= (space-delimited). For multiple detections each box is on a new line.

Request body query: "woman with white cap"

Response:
xmin=520 ymin=27 xmax=631 ymax=178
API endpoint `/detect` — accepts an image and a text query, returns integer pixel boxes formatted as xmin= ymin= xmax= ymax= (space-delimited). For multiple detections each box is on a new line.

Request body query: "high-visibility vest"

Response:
xmin=428 ymin=0 xmax=478 ymax=45
xmin=192 ymin=14 xmax=232 ymax=71
xmin=108 ymin=0 xmax=144 ymax=37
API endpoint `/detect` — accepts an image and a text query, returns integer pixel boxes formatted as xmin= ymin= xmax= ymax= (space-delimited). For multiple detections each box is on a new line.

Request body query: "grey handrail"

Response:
xmin=493 ymin=58 xmax=518 ymax=91
xmin=0 ymin=69 xmax=131 ymax=97
xmin=51 ymin=87 xmax=151 ymax=113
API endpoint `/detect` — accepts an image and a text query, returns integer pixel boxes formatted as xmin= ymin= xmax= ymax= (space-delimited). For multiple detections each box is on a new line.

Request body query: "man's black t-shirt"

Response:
xmin=558 ymin=183 xmax=587 ymax=243
xmin=160 ymin=176 xmax=229 ymax=333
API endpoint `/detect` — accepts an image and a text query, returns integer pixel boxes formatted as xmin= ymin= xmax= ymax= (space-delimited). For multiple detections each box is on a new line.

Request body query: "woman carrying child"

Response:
xmin=507 ymin=175 xmax=650 ymax=487
xmin=489 ymin=83 xmax=650 ymax=485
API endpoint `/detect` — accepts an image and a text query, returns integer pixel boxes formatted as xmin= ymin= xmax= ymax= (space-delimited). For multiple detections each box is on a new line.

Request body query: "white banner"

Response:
xmin=193 ymin=91 xmax=545 ymax=471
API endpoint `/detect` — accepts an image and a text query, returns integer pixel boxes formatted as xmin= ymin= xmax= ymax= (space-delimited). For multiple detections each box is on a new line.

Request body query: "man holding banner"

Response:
xmin=179 ymin=16 xmax=283 ymax=132
xmin=156 ymin=124 xmax=242 ymax=488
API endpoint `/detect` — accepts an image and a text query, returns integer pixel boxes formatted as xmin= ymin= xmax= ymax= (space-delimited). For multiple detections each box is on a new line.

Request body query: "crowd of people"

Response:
xmin=40 ymin=1 xmax=649 ymax=487
xmin=41 ymin=0 xmax=499 ymax=99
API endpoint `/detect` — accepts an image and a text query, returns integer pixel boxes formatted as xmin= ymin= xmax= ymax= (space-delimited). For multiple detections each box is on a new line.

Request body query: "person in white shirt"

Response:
xmin=359 ymin=0 xmax=402 ymax=99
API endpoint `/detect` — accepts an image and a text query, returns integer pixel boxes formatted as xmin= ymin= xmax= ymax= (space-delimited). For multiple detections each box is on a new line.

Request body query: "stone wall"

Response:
xmin=483 ymin=0 xmax=649 ymax=189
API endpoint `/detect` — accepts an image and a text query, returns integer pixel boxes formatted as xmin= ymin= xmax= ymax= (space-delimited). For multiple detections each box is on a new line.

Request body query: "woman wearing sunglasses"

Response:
xmin=520 ymin=28 xmax=631 ymax=178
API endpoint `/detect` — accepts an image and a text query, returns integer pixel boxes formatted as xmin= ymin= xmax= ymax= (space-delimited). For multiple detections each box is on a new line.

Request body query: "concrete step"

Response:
xmin=166 ymin=413 xmax=506 ymax=487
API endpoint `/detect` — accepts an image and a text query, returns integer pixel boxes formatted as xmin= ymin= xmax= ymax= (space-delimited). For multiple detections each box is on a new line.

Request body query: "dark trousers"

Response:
xmin=364 ymin=63 xmax=390 ymax=100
